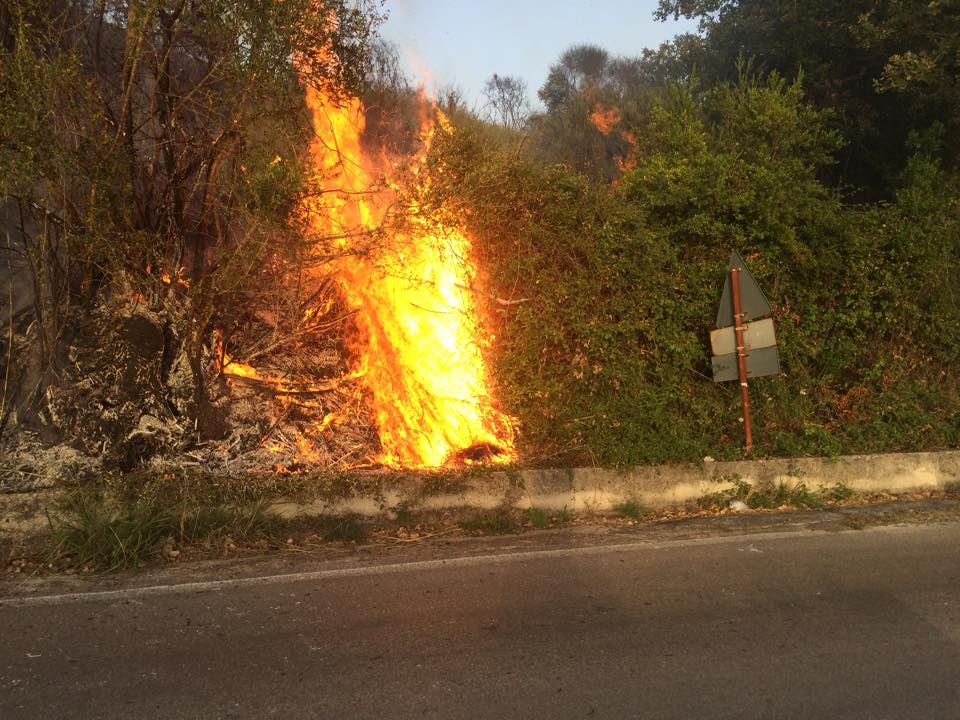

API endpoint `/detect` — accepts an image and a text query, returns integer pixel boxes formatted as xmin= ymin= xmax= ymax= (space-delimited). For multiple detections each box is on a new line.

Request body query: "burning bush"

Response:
xmin=1 ymin=3 xmax=521 ymax=482
xmin=2 ymin=6 xmax=957 ymax=485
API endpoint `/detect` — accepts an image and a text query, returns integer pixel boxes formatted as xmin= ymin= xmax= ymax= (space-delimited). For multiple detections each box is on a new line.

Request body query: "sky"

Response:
xmin=377 ymin=0 xmax=699 ymax=111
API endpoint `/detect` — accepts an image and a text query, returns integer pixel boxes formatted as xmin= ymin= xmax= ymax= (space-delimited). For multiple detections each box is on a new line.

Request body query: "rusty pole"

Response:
xmin=730 ymin=267 xmax=753 ymax=452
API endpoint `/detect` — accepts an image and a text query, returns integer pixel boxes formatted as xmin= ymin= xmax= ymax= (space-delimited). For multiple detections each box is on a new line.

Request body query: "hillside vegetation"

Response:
xmin=420 ymin=1 xmax=960 ymax=464
xmin=1 ymin=1 xmax=958 ymax=473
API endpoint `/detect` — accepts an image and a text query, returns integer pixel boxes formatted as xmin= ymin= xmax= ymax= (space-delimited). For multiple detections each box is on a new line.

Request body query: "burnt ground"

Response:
xmin=1 ymin=297 xmax=380 ymax=494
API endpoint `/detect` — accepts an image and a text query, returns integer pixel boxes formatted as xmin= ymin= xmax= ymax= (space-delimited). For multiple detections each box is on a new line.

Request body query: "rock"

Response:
xmin=162 ymin=537 xmax=180 ymax=559
xmin=729 ymin=499 xmax=749 ymax=512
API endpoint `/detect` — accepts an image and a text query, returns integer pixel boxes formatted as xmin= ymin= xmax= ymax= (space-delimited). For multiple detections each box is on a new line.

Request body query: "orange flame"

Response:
xmin=589 ymin=102 xmax=638 ymax=177
xmin=301 ymin=88 xmax=515 ymax=468
xmin=589 ymin=104 xmax=622 ymax=135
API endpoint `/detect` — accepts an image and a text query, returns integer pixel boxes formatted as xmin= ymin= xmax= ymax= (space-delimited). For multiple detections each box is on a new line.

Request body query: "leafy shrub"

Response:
xmin=425 ymin=68 xmax=959 ymax=466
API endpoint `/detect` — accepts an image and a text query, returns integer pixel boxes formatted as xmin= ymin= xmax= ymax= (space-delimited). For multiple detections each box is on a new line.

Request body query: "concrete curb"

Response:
xmin=270 ymin=449 xmax=960 ymax=520
xmin=3 ymin=450 xmax=959 ymax=535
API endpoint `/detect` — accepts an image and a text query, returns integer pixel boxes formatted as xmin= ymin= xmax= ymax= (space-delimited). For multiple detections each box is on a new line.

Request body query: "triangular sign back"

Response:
xmin=715 ymin=250 xmax=772 ymax=328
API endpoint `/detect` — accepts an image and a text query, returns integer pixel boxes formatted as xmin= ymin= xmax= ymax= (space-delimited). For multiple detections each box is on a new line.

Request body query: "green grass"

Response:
xmin=526 ymin=507 xmax=552 ymax=528
xmin=614 ymin=499 xmax=647 ymax=520
xmin=46 ymin=494 xmax=172 ymax=572
xmin=460 ymin=510 xmax=519 ymax=534
xmin=699 ymin=477 xmax=854 ymax=511
xmin=45 ymin=492 xmax=279 ymax=571
xmin=823 ymin=481 xmax=855 ymax=502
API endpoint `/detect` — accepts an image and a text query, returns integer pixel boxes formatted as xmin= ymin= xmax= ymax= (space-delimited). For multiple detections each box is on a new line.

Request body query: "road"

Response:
xmin=2 ymin=514 xmax=959 ymax=719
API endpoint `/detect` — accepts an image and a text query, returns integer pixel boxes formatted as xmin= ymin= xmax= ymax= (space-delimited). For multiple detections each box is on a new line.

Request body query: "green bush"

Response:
xmin=425 ymin=68 xmax=959 ymax=466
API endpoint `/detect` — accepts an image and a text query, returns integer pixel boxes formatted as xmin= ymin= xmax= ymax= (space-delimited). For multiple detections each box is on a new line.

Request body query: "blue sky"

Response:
xmin=378 ymin=0 xmax=699 ymax=111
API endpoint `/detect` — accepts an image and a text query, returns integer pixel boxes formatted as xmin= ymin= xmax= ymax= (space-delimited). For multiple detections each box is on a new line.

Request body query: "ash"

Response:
xmin=1 ymin=296 xmax=380 ymax=492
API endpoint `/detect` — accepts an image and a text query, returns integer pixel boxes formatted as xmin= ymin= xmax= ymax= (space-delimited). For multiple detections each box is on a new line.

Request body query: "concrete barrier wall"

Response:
xmin=273 ymin=449 xmax=960 ymax=519
xmin=4 ymin=450 xmax=959 ymax=534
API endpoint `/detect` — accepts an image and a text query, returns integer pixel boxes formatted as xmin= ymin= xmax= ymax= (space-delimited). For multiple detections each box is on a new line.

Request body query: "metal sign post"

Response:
xmin=711 ymin=250 xmax=780 ymax=454
xmin=730 ymin=267 xmax=753 ymax=452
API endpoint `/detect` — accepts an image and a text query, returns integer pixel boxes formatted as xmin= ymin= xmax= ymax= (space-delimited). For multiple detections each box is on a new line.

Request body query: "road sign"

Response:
xmin=715 ymin=250 xmax=771 ymax=328
xmin=710 ymin=317 xmax=776 ymax=357
xmin=711 ymin=345 xmax=781 ymax=383
xmin=710 ymin=251 xmax=779 ymax=453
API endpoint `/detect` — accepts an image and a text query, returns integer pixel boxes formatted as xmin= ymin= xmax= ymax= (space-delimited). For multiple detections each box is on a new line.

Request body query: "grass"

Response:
xmin=460 ymin=510 xmax=519 ymax=534
xmin=614 ymin=499 xmax=647 ymax=520
xmin=823 ymin=481 xmax=855 ymax=502
xmin=45 ymin=491 xmax=279 ymax=571
xmin=313 ymin=514 xmax=367 ymax=543
xmin=526 ymin=508 xmax=551 ymax=528
xmin=44 ymin=468 xmax=382 ymax=571
xmin=103 ymin=467 xmax=309 ymax=506
xmin=744 ymin=481 xmax=823 ymax=509
xmin=523 ymin=506 xmax=576 ymax=528
xmin=46 ymin=494 xmax=172 ymax=572
xmin=698 ymin=476 xmax=856 ymax=511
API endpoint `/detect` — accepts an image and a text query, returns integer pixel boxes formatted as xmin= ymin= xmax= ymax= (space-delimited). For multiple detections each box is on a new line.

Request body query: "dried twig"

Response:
xmin=384 ymin=528 xmax=459 ymax=543
xmin=238 ymin=311 xmax=356 ymax=365
xmin=1 ymin=232 xmax=14 ymax=440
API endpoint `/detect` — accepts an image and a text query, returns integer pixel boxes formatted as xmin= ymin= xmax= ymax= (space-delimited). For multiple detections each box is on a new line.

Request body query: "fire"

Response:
xmin=301 ymin=88 xmax=515 ymax=468
xmin=589 ymin=101 xmax=638 ymax=175
xmin=589 ymin=104 xmax=622 ymax=135
xmin=212 ymin=329 xmax=273 ymax=380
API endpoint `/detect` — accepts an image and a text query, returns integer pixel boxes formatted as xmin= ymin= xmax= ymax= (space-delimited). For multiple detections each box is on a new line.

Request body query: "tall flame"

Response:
xmin=302 ymin=88 xmax=515 ymax=468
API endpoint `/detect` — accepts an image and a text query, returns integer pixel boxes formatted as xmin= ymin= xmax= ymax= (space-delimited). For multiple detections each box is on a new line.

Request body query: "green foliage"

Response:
xmin=46 ymin=493 xmax=172 ymax=572
xmin=5 ymin=4 xmax=957 ymax=474
xmin=699 ymin=475 xmax=753 ymax=507
xmin=654 ymin=0 xmax=960 ymax=197
xmin=823 ymin=481 xmax=855 ymax=502
xmin=46 ymin=491 xmax=277 ymax=571
xmin=426 ymin=66 xmax=960 ymax=467
xmin=0 ymin=0 xmax=381 ymax=431
xmin=698 ymin=477 xmax=845 ymax=510
xmin=529 ymin=44 xmax=661 ymax=183
xmin=0 ymin=0 xmax=376 ymax=271
xmin=526 ymin=507 xmax=552 ymax=528
xmin=614 ymin=500 xmax=647 ymax=520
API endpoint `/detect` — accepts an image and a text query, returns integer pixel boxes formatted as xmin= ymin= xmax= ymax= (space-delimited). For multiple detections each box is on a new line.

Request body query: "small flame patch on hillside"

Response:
xmin=590 ymin=101 xmax=638 ymax=175
xmin=589 ymin=104 xmax=622 ymax=135
xmin=300 ymin=89 xmax=515 ymax=468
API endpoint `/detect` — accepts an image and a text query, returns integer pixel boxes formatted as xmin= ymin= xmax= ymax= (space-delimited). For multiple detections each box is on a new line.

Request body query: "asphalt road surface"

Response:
xmin=2 ymin=517 xmax=959 ymax=719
